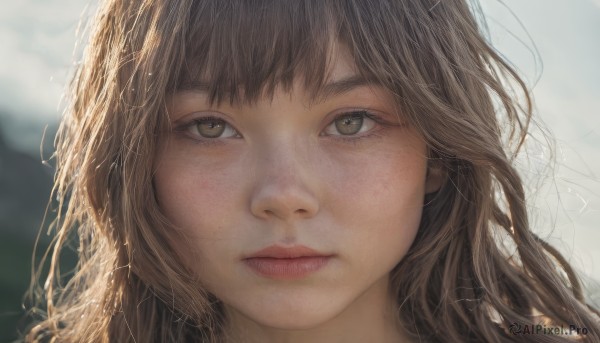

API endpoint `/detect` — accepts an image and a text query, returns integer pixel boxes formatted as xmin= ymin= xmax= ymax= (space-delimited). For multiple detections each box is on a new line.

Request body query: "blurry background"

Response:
xmin=0 ymin=0 xmax=598 ymax=340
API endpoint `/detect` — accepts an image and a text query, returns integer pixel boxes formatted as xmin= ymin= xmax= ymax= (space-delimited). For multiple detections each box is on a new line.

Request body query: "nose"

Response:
xmin=249 ymin=143 xmax=320 ymax=221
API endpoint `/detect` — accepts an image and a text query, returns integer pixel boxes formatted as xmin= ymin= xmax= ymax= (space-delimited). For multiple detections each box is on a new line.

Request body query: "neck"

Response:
xmin=222 ymin=276 xmax=411 ymax=343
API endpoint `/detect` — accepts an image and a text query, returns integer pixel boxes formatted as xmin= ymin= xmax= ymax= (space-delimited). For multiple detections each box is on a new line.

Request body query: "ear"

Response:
xmin=425 ymin=160 xmax=444 ymax=194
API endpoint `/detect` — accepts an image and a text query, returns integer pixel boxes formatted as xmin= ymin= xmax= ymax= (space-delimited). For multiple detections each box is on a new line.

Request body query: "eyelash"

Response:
xmin=175 ymin=110 xmax=392 ymax=146
xmin=174 ymin=115 xmax=240 ymax=147
xmin=322 ymin=110 xmax=389 ymax=145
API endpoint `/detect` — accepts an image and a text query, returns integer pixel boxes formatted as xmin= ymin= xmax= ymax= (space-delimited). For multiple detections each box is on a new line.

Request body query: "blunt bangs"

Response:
xmin=176 ymin=0 xmax=342 ymax=104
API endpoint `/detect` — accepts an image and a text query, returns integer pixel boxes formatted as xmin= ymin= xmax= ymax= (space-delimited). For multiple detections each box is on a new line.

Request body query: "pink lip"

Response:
xmin=243 ymin=245 xmax=333 ymax=280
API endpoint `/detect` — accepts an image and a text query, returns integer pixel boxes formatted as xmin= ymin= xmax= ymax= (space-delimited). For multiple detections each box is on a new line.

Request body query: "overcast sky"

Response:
xmin=479 ymin=0 xmax=600 ymax=288
xmin=1 ymin=1 xmax=599 ymax=284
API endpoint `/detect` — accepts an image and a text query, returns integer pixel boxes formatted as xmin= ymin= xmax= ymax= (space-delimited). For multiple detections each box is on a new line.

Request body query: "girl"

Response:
xmin=26 ymin=0 xmax=600 ymax=342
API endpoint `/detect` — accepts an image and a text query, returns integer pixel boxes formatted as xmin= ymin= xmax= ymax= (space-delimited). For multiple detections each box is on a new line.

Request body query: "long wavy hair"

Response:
xmin=26 ymin=0 xmax=600 ymax=341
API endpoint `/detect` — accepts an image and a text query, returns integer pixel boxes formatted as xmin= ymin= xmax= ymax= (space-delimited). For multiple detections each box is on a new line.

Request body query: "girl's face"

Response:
xmin=154 ymin=52 xmax=439 ymax=331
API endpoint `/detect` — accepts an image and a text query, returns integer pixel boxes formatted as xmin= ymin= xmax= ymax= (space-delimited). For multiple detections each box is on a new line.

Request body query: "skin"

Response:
xmin=154 ymin=54 xmax=441 ymax=342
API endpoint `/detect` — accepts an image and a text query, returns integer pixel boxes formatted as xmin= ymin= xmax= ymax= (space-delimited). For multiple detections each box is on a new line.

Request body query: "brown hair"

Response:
xmin=26 ymin=0 xmax=600 ymax=341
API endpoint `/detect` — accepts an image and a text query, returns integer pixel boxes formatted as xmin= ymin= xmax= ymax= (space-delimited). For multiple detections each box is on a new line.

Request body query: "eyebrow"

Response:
xmin=318 ymin=75 xmax=375 ymax=101
xmin=177 ymin=82 xmax=211 ymax=93
xmin=176 ymin=75 xmax=375 ymax=100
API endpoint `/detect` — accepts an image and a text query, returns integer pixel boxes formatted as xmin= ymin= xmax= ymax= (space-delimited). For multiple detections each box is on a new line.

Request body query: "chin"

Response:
xmin=251 ymin=311 xmax=337 ymax=331
xmin=230 ymin=295 xmax=348 ymax=331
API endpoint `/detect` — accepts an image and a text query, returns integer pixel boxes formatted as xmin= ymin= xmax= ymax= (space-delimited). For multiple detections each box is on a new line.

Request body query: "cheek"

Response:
xmin=324 ymin=145 xmax=427 ymax=266
xmin=153 ymin=151 xmax=241 ymax=242
xmin=153 ymin=159 xmax=247 ymax=274
xmin=326 ymin=144 xmax=427 ymax=225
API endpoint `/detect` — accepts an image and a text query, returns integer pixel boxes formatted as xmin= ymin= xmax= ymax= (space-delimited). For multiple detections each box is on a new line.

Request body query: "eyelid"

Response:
xmin=174 ymin=113 xmax=242 ymax=140
xmin=321 ymin=109 xmax=391 ymax=137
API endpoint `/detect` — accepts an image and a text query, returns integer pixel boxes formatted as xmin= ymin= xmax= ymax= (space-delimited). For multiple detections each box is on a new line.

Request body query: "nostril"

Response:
xmin=295 ymin=209 xmax=308 ymax=214
xmin=261 ymin=208 xmax=308 ymax=219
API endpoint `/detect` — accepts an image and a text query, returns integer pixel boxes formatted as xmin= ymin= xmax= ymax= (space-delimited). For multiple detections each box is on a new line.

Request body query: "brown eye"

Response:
xmin=334 ymin=114 xmax=364 ymax=135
